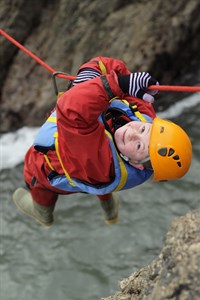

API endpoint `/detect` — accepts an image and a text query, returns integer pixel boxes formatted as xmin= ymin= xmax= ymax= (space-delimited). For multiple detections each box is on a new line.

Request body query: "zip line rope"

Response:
xmin=0 ymin=29 xmax=74 ymax=81
xmin=1 ymin=29 xmax=200 ymax=93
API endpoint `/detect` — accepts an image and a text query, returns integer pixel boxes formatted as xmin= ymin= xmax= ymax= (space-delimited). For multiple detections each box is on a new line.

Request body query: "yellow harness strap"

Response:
xmin=134 ymin=109 xmax=148 ymax=122
xmin=121 ymin=100 xmax=148 ymax=122
xmin=57 ymin=92 xmax=64 ymax=101
xmin=44 ymin=155 xmax=55 ymax=171
xmin=105 ymin=131 xmax=128 ymax=191
xmin=98 ymin=60 xmax=120 ymax=103
xmin=53 ymin=132 xmax=75 ymax=186
xmin=98 ymin=60 xmax=107 ymax=75
xmin=45 ymin=115 xmax=75 ymax=186
xmin=47 ymin=116 xmax=57 ymax=123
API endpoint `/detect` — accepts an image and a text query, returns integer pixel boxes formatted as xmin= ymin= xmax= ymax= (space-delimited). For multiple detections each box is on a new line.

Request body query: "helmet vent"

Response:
xmin=168 ymin=148 xmax=175 ymax=156
xmin=158 ymin=147 xmax=182 ymax=168
xmin=173 ymin=154 xmax=182 ymax=167
xmin=173 ymin=155 xmax=180 ymax=160
xmin=177 ymin=161 xmax=182 ymax=167
xmin=158 ymin=147 xmax=167 ymax=156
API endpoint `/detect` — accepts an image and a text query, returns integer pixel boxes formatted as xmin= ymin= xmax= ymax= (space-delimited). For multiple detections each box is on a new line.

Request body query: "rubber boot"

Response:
xmin=100 ymin=193 xmax=120 ymax=225
xmin=12 ymin=188 xmax=55 ymax=227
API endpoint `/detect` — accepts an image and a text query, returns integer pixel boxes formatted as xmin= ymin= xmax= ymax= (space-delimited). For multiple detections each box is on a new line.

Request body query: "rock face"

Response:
xmin=1 ymin=0 xmax=200 ymax=132
xmin=102 ymin=209 xmax=200 ymax=300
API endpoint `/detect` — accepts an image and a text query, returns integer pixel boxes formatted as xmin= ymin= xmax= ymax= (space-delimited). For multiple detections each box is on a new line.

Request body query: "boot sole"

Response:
xmin=105 ymin=216 xmax=119 ymax=225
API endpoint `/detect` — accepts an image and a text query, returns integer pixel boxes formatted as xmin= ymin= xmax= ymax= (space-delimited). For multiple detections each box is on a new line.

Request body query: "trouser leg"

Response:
xmin=97 ymin=193 xmax=120 ymax=225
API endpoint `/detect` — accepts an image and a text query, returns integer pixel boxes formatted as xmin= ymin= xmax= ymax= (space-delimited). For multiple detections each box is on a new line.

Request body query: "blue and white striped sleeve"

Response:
xmin=72 ymin=68 xmax=101 ymax=86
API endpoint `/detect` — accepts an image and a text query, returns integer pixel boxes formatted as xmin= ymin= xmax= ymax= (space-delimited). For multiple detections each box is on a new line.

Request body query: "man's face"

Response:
xmin=114 ymin=121 xmax=152 ymax=167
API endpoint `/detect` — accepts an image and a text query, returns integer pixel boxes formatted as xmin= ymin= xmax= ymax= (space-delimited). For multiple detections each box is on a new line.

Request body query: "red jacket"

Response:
xmin=25 ymin=57 xmax=156 ymax=188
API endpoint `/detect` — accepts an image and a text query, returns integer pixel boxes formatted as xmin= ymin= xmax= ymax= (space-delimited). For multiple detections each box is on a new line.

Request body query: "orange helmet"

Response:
xmin=149 ymin=118 xmax=192 ymax=182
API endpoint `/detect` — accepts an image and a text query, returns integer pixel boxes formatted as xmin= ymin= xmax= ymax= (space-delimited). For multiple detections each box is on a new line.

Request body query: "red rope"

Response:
xmin=0 ymin=29 xmax=75 ymax=81
xmin=148 ymin=85 xmax=200 ymax=92
xmin=1 ymin=28 xmax=200 ymax=92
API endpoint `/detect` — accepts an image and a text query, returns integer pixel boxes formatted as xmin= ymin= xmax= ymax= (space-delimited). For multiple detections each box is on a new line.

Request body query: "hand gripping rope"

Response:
xmin=1 ymin=29 xmax=200 ymax=93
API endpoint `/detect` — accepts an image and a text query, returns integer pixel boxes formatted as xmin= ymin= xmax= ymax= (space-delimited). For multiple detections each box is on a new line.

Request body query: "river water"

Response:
xmin=0 ymin=94 xmax=200 ymax=300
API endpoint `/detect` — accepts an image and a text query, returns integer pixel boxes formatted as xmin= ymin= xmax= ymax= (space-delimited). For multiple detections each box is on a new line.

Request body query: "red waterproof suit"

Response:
xmin=24 ymin=57 xmax=156 ymax=206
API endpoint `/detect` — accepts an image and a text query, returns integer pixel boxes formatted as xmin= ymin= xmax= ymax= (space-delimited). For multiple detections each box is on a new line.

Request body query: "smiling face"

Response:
xmin=114 ymin=121 xmax=152 ymax=170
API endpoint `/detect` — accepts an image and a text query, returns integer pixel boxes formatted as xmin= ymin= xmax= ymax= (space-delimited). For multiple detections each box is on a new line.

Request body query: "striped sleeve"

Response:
xmin=72 ymin=68 xmax=101 ymax=86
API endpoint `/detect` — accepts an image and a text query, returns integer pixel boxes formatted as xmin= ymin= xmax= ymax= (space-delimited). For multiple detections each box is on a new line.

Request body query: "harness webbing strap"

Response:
xmin=134 ymin=110 xmax=148 ymax=122
xmin=100 ymin=76 xmax=115 ymax=99
xmin=57 ymin=92 xmax=64 ymax=100
xmin=121 ymin=100 xmax=148 ymax=122
xmin=47 ymin=116 xmax=57 ymax=122
xmin=54 ymin=132 xmax=75 ymax=186
xmin=98 ymin=60 xmax=107 ymax=75
xmin=96 ymin=60 xmax=116 ymax=99
xmin=105 ymin=131 xmax=128 ymax=191
xmin=45 ymin=116 xmax=75 ymax=186
xmin=44 ymin=155 xmax=55 ymax=170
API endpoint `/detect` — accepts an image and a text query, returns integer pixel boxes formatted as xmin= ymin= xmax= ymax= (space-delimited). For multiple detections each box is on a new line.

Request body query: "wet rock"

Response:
xmin=101 ymin=209 xmax=200 ymax=300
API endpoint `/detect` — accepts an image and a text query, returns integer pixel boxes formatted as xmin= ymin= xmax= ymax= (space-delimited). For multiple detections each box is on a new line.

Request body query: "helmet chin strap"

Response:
xmin=119 ymin=153 xmax=129 ymax=162
xmin=133 ymin=156 xmax=151 ymax=165
xmin=120 ymin=153 xmax=150 ymax=165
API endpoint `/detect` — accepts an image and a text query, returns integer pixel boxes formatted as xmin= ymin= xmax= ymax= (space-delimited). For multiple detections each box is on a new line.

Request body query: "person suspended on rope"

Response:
xmin=12 ymin=56 xmax=192 ymax=227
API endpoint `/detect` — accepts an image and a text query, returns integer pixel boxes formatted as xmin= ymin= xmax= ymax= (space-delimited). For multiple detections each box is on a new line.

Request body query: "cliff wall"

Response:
xmin=1 ymin=0 xmax=200 ymax=132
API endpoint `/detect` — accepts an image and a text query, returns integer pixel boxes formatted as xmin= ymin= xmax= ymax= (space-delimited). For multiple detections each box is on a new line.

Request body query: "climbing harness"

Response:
xmin=34 ymin=102 xmax=153 ymax=193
